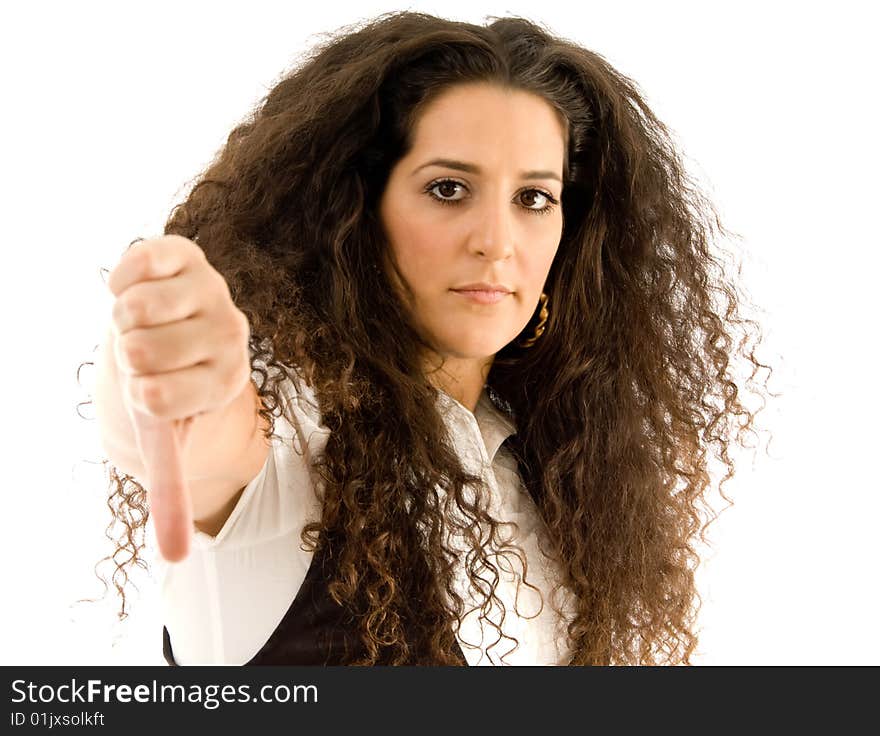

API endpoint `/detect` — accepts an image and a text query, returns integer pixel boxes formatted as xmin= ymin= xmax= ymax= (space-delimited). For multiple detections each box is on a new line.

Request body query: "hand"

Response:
xmin=107 ymin=235 xmax=252 ymax=562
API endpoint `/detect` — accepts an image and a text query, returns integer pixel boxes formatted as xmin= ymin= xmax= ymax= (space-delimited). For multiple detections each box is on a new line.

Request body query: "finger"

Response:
xmin=111 ymin=271 xmax=201 ymax=336
xmin=128 ymin=407 xmax=193 ymax=563
xmin=113 ymin=309 xmax=245 ymax=378
xmin=121 ymin=359 xmax=248 ymax=421
xmin=107 ymin=234 xmax=205 ymax=298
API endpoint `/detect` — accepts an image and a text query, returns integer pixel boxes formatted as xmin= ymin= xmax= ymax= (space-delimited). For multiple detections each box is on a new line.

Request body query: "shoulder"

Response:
xmin=250 ymin=346 xmax=328 ymax=445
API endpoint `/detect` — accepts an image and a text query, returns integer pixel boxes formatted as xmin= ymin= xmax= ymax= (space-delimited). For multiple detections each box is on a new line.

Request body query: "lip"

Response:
xmin=452 ymin=282 xmax=513 ymax=293
xmin=451 ymin=289 xmax=511 ymax=305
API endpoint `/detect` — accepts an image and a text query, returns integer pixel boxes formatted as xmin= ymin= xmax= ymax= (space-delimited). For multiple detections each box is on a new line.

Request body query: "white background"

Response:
xmin=1 ymin=0 xmax=876 ymax=665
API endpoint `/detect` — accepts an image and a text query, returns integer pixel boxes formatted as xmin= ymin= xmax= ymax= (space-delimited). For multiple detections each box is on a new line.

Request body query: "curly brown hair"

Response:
xmin=78 ymin=10 xmax=775 ymax=665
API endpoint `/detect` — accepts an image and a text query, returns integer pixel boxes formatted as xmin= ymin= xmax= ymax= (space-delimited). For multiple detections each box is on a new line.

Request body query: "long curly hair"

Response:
xmin=79 ymin=10 xmax=775 ymax=665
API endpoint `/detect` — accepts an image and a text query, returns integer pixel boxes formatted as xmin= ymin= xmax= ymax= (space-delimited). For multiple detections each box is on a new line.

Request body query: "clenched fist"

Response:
xmin=107 ymin=234 xmax=252 ymax=562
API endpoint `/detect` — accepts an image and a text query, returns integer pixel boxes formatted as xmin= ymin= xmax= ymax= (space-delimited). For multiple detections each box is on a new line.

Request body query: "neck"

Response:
xmin=424 ymin=353 xmax=494 ymax=413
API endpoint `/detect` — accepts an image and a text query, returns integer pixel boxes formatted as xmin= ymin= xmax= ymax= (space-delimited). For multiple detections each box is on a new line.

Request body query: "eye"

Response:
xmin=424 ymin=178 xmax=559 ymax=216
xmin=427 ymin=179 xmax=466 ymax=203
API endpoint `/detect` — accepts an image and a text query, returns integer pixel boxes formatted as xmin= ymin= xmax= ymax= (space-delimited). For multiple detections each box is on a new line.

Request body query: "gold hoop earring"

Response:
xmin=518 ymin=292 xmax=549 ymax=348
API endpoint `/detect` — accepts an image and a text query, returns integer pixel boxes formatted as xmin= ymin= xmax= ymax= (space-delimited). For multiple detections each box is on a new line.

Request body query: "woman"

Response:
xmin=85 ymin=10 xmax=772 ymax=666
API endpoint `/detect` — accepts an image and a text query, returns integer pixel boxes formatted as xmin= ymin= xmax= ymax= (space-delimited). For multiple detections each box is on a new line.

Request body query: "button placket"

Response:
xmin=435 ymin=387 xmax=576 ymax=665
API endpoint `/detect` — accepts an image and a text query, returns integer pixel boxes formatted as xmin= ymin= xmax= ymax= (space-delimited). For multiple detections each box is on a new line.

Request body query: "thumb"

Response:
xmin=128 ymin=407 xmax=193 ymax=563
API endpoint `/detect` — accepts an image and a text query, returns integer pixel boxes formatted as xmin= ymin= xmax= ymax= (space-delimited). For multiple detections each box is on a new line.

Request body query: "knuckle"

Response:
xmin=120 ymin=294 xmax=148 ymax=326
xmin=111 ymin=298 xmax=127 ymax=331
xmin=139 ymin=376 xmax=170 ymax=416
xmin=218 ymin=304 xmax=245 ymax=340
xmin=234 ymin=308 xmax=251 ymax=340
xmin=230 ymin=314 xmax=250 ymax=348
xmin=120 ymin=334 xmax=148 ymax=372
xmin=211 ymin=267 xmax=232 ymax=299
xmin=225 ymin=362 xmax=250 ymax=399
xmin=106 ymin=267 xmax=122 ymax=296
xmin=131 ymin=243 xmax=155 ymax=275
xmin=188 ymin=237 xmax=207 ymax=261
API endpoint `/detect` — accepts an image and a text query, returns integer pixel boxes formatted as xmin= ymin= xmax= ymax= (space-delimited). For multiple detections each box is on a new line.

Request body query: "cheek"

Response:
xmin=392 ymin=228 xmax=451 ymax=291
xmin=523 ymin=245 xmax=558 ymax=291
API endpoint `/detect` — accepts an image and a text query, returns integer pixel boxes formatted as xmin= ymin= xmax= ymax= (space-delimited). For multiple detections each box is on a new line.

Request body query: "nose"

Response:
xmin=468 ymin=196 xmax=515 ymax=262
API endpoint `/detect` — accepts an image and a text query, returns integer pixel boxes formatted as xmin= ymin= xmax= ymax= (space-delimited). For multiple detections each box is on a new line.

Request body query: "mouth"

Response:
xmin=450 ymin=289 xmax=512 ymax=305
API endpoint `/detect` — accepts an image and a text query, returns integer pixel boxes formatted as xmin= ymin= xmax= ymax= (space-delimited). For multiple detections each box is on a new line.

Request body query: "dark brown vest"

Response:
xmin=162 ymin=525 xmax=468 ymax=666
xmin=163 ymin=434 xmax=528 ymax=666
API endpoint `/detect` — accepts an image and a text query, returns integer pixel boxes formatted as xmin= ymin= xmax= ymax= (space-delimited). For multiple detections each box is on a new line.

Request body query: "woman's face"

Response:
xmin=378 ymin=82 xmax=565 ymax=364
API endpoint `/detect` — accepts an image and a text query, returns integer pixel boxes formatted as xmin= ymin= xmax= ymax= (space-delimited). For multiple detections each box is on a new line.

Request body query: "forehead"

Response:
xmin=408 ymin=83 xmax=567 ymax=164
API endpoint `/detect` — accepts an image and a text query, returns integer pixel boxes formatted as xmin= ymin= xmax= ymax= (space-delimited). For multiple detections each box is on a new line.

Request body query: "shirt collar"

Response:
xmin=437 ymin=386 xmax=517 ymax=464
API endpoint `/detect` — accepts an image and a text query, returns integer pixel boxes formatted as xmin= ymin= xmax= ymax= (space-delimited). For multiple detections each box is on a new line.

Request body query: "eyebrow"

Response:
xmin=412 ymin=158 xmax=562 ymax=183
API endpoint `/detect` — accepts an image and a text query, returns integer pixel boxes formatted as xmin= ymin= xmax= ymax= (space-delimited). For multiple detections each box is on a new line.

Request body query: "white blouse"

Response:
xmin=151 ymin=369 xmax=576 ymax=666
